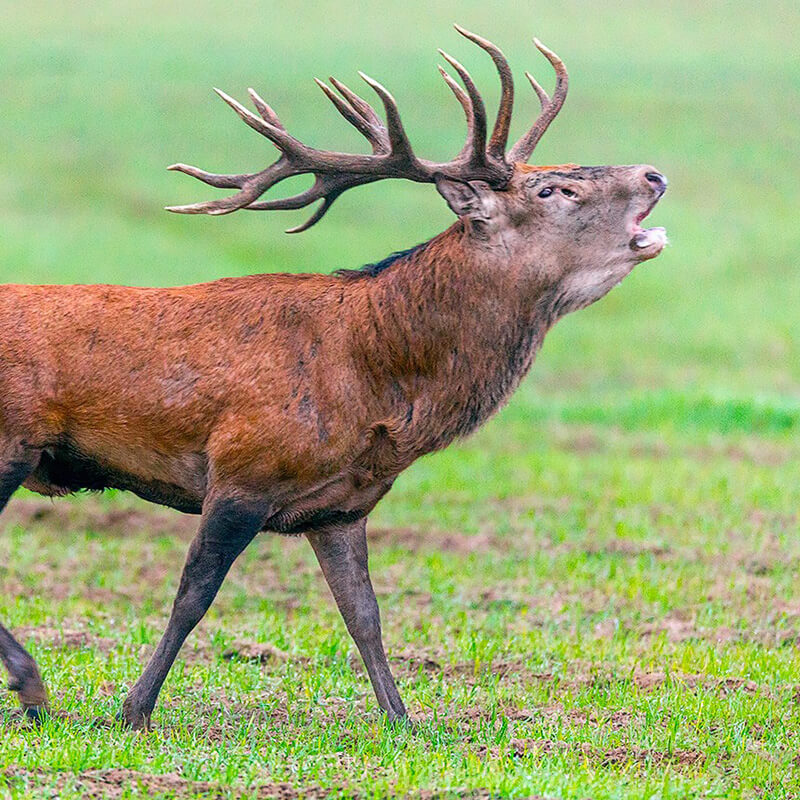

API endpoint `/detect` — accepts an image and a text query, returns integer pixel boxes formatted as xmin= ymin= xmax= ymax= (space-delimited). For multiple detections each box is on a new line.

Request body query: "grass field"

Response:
xmin=1 ymin=0 xmax=799 ymax=797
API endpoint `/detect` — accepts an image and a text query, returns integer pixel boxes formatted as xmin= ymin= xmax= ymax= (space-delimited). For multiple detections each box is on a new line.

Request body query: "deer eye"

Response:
xmin=560 ymin=187 xmax=577 ymax=198
xmin=538 ymin=187 xmax=554 ymax=198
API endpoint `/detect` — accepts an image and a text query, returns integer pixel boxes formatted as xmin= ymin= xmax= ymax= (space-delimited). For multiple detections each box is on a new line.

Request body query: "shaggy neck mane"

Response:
xmin=335 ymin=241 xmax=433 ymax=281
xmin=342 ymin=224 xmax=556 ymax=466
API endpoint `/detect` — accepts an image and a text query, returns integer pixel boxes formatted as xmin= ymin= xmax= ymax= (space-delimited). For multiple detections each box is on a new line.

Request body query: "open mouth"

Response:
xmin=629 ymin=198 xmax=667 ymax=254
xmin=630 ymin=197 xmax=667 ymax=255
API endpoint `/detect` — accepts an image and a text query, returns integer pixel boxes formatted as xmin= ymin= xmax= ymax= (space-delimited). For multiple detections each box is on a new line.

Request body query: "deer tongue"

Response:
xmin=631 ymin=227 xmax=667 ymax=250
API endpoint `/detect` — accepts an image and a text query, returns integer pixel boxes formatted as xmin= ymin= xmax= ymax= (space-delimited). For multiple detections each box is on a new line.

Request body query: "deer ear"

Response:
xmin=434 ymin=176 xmax=493 ymax=220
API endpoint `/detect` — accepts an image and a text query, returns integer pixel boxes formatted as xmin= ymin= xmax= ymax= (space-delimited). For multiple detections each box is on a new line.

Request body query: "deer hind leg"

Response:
xmin=0 ymin=443 xmax=49 ymax=721
xmin=307 ymin=520 xmax=407 ymax=721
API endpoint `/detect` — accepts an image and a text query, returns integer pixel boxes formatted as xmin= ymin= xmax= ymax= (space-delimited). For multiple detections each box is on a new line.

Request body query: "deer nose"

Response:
xmin=644 ymin=170 xmax=668 ymax=195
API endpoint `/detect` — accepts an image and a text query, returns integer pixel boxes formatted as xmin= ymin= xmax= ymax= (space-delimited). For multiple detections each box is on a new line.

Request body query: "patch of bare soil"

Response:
xmin=389 ymin=651 xmax=448 ymax=675
xmin=474 ymin=738 xmax=706 ymax=768
xmin=222 ymin=642 xmax=292 ymax=664
xmin=698 ymin=441 xmax=793 ymax=469
xmin=1 ymin=768 xmax=332 ymax=799
xmin=4 ymin=495 xmax=685 ymax=576
xmin=583 ymin=540 xmax=672 ymax=558
xmin=746 ymin=508 xmax=799 ymax=533
xmin=367 ymin=526 xmax=496 ymax=555
xmin=600 ymin=746 xmax=705 ymax=766
xmin=553 ymin=428 xmax=617 ymax=456
xmin=551 ymin=425 xmax=795 ymax=468
xmin=592 ymin=611 xmax=787 ymax=648
xmin=370 ymin=521 xmax=678 ymax=569
xmin=1 ymin=497 xmax=198 ymax=540
xmin=637 ymin=614 xmax=703 ymax=643
xmin=0 ymin=766 xmax=566 ymax=800
xmin=630 ymin=670 xmax=762 ymax=696
xmin=390 ymin=651 xmax=577 ymax=687
xmin=15 ymin=626 xmax=115 ymax=654
xmin=475 ymin=737 xmax=586 ymax=759
xmin=524 ymin=705 xmax=641 ymax=730
xmin=388 ymin=651 xmax=776 ymax=700
xmin=441 ymin=703 xmax=642 ymax=732
xmin=4 ymin=497 xmax=496 ymax=558
xmin=389 ymin=649 xmax=594 ymax=686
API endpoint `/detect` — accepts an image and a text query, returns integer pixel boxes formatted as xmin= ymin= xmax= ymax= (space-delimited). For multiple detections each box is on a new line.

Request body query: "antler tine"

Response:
xmin=329 ymin=77 xmax=385 ymax=130
xmin=166 ymin=160 xmax=296 ymax=215
xmin=453 ymin=25 xmax=514 ymax=161
xmin=166 ymin=163 xmax=249 ymax=189
xmin=357 ymin=72 xmax=417 ymax=162
xmin=245 ymin=175 xmax=365 ymax=232
xmin=248 ymin=179 xmax=346 ymax=233
xmin=284 ymin=195 xmax=339 ymax=234
xmin=524 ymin=71 xmax=550 ymax=108
xmin=314 ymin=78 xmax=388 ymax=154
xmin=245 ymin=179 xmax=327 ymax=212
xmin=437 ymin=65 xmax=474 ymax=159
xmin=507 ymin=38 xmax=569 ymax=164
xmin=437 ymin=50 xmax=487 ymax=163
xmin=247 ymin=88 xmax=286 ymax=130
xmin=214 ymin=88 xmax=304 ymax=155
xmin=438 ymin=65 xmax=472 ymax=120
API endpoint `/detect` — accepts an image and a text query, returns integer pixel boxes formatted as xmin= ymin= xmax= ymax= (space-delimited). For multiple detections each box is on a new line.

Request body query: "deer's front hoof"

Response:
xmin=119 ymin=698 xmax=152 ymax=731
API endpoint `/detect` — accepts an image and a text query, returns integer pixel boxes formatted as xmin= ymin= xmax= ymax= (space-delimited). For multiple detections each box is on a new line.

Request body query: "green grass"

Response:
xmin=1 ymin=0 xmax=799 ymax=797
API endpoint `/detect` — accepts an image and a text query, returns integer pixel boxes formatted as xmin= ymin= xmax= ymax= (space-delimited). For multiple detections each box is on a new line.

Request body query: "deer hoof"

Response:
xmin=22 ymin=704 xmax=48 ymax=724
xmin=385 ymin=710 xmax=415 ymax=730
xmin=119 ymin=701 xmax=152 ymax=731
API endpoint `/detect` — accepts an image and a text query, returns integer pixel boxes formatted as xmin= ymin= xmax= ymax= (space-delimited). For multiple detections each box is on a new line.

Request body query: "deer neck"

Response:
xmin=353 ymin=224 xmax=555 ymax=455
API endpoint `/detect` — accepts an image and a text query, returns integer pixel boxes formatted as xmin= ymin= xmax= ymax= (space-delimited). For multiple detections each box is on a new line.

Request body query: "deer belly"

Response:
xmin=24 ymin=436 xmax=207 ymax=515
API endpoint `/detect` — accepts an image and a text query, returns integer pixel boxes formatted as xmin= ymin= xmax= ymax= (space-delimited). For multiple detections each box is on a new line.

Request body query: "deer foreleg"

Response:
xmin=120 ymin=493 xmax=267 ymax=730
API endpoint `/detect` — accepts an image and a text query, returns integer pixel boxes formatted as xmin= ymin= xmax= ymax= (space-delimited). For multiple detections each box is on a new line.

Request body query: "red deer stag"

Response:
xmin=0 ymin=26 xmax=667 ymax=729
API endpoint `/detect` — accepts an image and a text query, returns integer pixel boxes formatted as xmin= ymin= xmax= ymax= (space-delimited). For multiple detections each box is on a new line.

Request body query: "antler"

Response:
xmin=507 ymin=38 xmax=569 ymax=163
xmin=167 ymin=27 xmax=568 ymax=232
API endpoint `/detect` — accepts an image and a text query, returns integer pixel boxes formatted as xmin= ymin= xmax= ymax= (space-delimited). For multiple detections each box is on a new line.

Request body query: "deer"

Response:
xmin=0 ymin=26 xmax=667 ymax=730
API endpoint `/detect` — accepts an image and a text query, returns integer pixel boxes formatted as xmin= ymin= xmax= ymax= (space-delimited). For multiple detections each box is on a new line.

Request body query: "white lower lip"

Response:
xmin=631 ymin=226 xmax=667 ymax=250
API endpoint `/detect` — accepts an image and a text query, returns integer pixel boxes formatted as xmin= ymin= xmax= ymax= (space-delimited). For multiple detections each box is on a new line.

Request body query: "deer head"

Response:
xmin=168 ymin=26 xmax=667 ymax=312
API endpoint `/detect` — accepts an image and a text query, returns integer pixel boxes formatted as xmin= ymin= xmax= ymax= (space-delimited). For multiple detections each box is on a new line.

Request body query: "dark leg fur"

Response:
xmin=307 ymin=520 xmax=407 ymax=721
xmin=0 ymin=445 xmax=49 ymax=720
xmin=120 ymin=495 xmax=266 ymax=730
